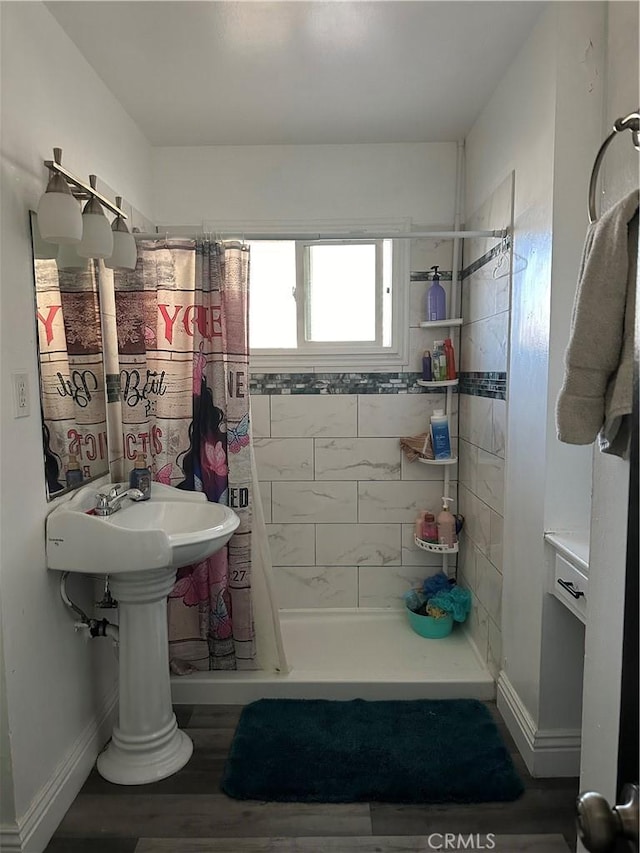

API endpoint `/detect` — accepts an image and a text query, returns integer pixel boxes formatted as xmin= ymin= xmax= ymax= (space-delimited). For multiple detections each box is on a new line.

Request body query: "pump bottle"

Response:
xmin=437 ymin=497 xmax=456 ymax=548
xmin=426 ymin=265 xmax=446 ymax=321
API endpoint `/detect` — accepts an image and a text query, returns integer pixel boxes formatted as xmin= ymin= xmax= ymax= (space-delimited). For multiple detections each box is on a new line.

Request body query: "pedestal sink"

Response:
xmin=46 ymin=482 xmax=240 ymax=785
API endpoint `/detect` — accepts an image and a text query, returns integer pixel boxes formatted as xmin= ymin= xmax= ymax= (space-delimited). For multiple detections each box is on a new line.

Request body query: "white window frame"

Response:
xmin=296 ymin=239 xmax=383 ymax=352
xmin=213 ymin=219 xmax=411 ymax=371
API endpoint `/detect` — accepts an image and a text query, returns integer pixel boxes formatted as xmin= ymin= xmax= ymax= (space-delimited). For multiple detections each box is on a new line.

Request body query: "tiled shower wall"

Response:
xmin=457 ymin=173 xmax=513 ymax=678
xmin=250 ymin=237 xmax=460 ymax=609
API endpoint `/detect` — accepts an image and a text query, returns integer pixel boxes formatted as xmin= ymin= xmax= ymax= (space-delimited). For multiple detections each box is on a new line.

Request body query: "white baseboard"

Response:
xmin=498 ymin=672 xmax=581 ymax=777
xmin=0 ymin=686 xmax=118 ymax=853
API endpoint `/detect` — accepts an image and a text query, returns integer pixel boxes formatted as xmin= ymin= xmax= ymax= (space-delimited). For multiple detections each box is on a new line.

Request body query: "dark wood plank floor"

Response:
xmin=45 ymin=703 xmax=579 ymax=853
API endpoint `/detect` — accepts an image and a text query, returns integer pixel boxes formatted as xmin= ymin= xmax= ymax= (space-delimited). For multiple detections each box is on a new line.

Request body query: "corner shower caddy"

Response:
xmin=414 ymin=314 xmax=461 ymax=565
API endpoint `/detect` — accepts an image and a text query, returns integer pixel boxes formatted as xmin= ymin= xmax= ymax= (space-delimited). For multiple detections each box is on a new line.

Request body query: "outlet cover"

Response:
xmin=12 ymin=372 xmax=30 ymax=418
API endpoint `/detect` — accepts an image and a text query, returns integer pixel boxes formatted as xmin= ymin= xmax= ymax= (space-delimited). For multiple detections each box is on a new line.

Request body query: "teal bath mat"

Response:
xmin=221 ymin=698 xmax=524 ymax=803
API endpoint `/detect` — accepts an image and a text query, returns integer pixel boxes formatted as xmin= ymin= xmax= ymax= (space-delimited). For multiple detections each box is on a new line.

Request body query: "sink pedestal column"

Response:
xmin=97 ymin=567 xmax=193 ymax=785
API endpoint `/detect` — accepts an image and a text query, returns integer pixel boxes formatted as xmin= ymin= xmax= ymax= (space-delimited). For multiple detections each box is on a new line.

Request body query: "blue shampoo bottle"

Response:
xmin=426 ymin=265 xmax=446 ymax=321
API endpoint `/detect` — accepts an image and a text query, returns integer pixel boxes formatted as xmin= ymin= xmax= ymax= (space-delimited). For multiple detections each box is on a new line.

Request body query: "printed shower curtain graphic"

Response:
xmin=114 ymin=239 xmax=255 ymax=670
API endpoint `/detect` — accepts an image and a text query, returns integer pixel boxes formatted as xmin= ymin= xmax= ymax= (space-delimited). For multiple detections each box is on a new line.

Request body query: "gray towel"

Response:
xmin=556 ymin=189 xmax=638 ymax=458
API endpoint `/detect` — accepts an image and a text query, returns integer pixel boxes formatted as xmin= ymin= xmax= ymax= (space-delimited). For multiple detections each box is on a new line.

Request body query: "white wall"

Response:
xmin=579 ymin=0 xmax=638 ymax=805
xmin=0 ymin=3 xmax=153 ymax=845
xmin=465 ymin=2 xmax=608 ymax=757
xmin=153 ymin=142 xmax=457 ymax=227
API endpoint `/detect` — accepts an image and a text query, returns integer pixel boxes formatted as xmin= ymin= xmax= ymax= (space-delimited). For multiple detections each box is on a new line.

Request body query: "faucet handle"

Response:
xmin=108 ymin=485 xmax=124 ymax=499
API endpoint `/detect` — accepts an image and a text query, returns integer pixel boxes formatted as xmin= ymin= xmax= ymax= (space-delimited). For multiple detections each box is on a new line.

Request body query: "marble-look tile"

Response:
xmin=272 ymin=482 xmax=357 ymax=523
xmin=409 ymin=281 xmax=429 ymax=328
xmin=358 ymin=565 xmax=435 ymax=608
xmin=492 ymin=398 xmax=507 ymax=458
xmin=475 ymin=548 xmax=503 ymax=625
xmin=266 ymin=524 xmax=315 ymax=566
xmin=410 ymin=236 xmax=453 ymax=272
xmin=400 ymin=451 xmax=457 ymax=481
xmin=464 ymin=593 xmax=489 ymax=661
xmin=460 ymin=311 xmax=509 ymax=373
xmin=249 ymin=395 xmax=270 ymax=438
xmin=259 ymin=481 xmax=272 ymax=524
xmin=407 ymin=327 xmax=433 ymax=373
xmin=489 ymin=509 xmax=504 ymax=573
xmin=315 ymin=439 xmax=401 ymax=481
xmin=461 ymin=266 xmax=497 ymax=325
xmin=458 ymin=485 xmax=491 ymax=556
xmin=476 ymin=448 xmax=505 ymax=515
xmin=273 ymin=566 xmax=357 ymax=609
xmin=459 ymin=394 xmax=493 ymax=451
xmin=316 ymin=524 xmax=401 ymax=566
xmin=358 ymin=481 xmax=443 ymax=523
xmin=457 ymin=536 xmax=477 ymax=592
xmin=254 ymin=438 xmax=314 ymax=481
xmin=400 ymin=525 xmax=446 ymax=568
xmin=271 ymin=395 xmax=357 ymax=438
xmin=487 ymin=616 xmax=503 ymax=679
xmin=357 ymin=394 xmax=445 ymax=438
xmin=457 ymin=438 xmax=478 ymax=493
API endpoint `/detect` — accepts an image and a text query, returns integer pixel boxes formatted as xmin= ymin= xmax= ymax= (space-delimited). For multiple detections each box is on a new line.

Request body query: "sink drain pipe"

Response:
xmin=59 ymin=572 xmax=119 ymax=642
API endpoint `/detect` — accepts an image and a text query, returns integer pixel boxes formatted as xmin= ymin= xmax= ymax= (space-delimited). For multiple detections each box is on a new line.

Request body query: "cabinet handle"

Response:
xmin=557 ymin=578 xmax=585 ymax=599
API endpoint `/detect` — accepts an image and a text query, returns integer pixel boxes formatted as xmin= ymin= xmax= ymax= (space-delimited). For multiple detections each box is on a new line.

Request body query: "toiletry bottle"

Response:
xmin=444 ymin=338 xmax=457 ymax=380
xmin=422 ymin=512 xmax=439 ymax=543
xmin=422 ymin=350 xmax=432 ymax=382
xmin=129 ymin=452 xmax=151 ymax=500
xmin=430 ymin=409 xmax=451 ymax=459
xmin=65 ymin=454 xmax=83 ymax=488
xmin=437 ymin=497 xmax=456 ymax=548
xmin=426 ymin=265 xmax=446 ymax=321
xmin=433 ymin=340 xmax=447 ymax=381
xmin=414 ymin=512 xmax=425 ymax=539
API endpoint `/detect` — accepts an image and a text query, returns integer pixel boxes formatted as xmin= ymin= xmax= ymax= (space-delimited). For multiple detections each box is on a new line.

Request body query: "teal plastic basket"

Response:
xmin=405 ymin=605 xmax=454 ymax=639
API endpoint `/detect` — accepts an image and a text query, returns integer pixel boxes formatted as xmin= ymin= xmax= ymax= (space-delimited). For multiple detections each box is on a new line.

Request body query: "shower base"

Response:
xmin=170 ymin=608 xmax=494 ymax=705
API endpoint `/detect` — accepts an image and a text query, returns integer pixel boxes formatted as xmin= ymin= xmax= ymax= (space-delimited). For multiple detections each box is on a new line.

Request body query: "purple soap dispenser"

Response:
xmin=426 ymin=265 xmax=446 ymax=321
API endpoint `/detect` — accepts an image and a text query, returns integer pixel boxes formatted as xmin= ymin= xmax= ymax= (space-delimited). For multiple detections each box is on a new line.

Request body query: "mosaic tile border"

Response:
xmin=458 ymin=371 xmax=507 ymax=400
xmin=249 ymin=372 xmax=453 ymax=395
xmin=410 ymin=269 xmax=453 ymax=282
xmin=106 ymin=373 xmax=121 ymax=403
xmin=461 ymin=236 xmax=511 ymax=281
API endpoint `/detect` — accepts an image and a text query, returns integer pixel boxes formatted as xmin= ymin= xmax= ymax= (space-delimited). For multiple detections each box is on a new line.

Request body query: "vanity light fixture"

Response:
xmin=104 ymin=196 xmax=137 ymax=270
xmin=77 ymin=175 xmax=114 ymax=259
xmin=37 ymin=149 xmax=83 ymax=245
xmin=56 ymin=243 xmax=89 ymax=271
xmin=37 ymin=147 xmax=130 ymax=261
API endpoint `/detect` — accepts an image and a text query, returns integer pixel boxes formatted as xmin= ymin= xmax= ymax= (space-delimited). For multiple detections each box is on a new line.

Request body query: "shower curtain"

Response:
xmin=111 ymin=239 xmax=283 ymax=672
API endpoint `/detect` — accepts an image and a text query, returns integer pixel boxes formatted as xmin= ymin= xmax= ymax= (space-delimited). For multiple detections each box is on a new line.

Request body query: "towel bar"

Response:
xmin=588 ymin=111 xmax=640 ymax=223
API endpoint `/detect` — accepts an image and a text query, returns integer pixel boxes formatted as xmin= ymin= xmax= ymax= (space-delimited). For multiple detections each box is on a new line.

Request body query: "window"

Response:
xmin=249 ymin=235 xmax=407 ymax=369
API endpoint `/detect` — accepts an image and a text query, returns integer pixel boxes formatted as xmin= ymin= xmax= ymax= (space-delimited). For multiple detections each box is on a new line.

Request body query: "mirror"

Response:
xmin=29 ymin=212 xmax=109 ymax=499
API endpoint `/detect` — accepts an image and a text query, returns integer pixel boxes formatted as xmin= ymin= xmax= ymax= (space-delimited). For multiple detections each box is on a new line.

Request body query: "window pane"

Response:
xmin=248 ymin=241 xmax=297 ymax=349
xmin=382 ymin=240 xmax=392 ymax=347
xmin=306 ymin=244 xmax=377 ymax=342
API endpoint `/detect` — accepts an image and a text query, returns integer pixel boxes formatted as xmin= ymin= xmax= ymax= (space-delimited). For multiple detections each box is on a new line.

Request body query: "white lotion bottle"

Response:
xmin=430 ymin=409 xmax=451 ymax=459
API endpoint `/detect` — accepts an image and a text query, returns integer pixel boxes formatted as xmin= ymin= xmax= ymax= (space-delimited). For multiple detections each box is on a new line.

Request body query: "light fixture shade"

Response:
xmin=77 ymin=209 xmax=114 ymax=259
xmin=31 ymin=214 xmax=59 ymax=259
xmin=57 ymin=243 xmax=89 ymax=271
xmin=37 ymin=174 xmax=82 ymax=245
xmin=104 ymin=228 xmax=137 ymax=270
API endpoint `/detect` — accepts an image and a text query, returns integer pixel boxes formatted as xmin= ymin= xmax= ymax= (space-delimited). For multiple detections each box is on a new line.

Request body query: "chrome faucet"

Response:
xmin=95 ymin=485 xmax=145 ymax=517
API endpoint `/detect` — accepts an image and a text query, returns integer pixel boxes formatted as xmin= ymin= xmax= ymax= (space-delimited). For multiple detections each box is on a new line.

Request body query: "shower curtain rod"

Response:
xmin=132 ymin=228 xmax=508 ymax=242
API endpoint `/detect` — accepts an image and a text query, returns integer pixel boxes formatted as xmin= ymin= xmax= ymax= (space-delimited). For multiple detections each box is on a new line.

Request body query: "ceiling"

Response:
xmin=47 ymin=1 xmax=546 ymax=147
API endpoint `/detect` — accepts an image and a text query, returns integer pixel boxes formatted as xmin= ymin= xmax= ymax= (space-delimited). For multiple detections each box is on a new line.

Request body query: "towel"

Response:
xmin=556 ymin=189 xmax=638 ymax=457
xmin=400 ymin=432 xmax=433 ymax=461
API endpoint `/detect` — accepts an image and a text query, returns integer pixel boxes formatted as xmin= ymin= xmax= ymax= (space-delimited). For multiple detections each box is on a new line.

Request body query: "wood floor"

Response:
xmin=45 ymin=703 xmax=579 ymax=853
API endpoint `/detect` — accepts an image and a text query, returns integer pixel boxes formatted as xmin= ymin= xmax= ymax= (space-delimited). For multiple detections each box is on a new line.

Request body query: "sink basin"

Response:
xmin=46 ymin=481 xmax=240 ymax=573
xmin=46 ymin=481 xmax=241 ymax=786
